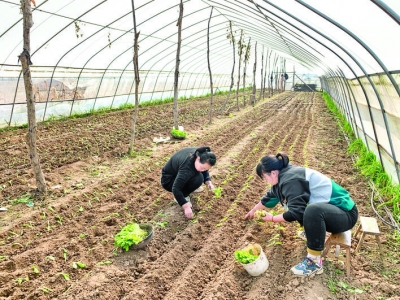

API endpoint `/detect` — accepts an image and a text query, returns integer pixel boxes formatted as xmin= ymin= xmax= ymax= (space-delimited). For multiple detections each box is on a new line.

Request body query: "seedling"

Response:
xmin=213 ymin=187 xmax=223 ymax=198
xmin=11 ymin=194 xmax=33 ymax=206
xmin=79 ymin=233 xmax=85 ymax=238
xmin=9 ymin=230 xmax=23 ymax=237
xmin=15 ymin=276 xmax=29 ymax=285
xmin=98 ymin=260 xmax=113 ymax=265
xmin=31 ymin=265 xmax=39 ymax=274
xmin=62 ymin=248 xmax=67 ymax=261
xmin=46 ymin=221 xmax=51 ymax=231
xmin=57 ymin=273 xmax=70 ymax=281
xmin=56 ymin=216 xmax=63 ymax=225
xmin=23 ymin=221 xmax=34 ymax=228
xmin=266 ymin=233 xmax=282 ymax=247
xmin=72 ymin=261 xmax=86 ymax=269
xmin=45 ymin=255 xmax=55 ymax=261
xmin=155 ymin=221 xmax=168 ymax=228
xmin=39 ymin=287 xmax=52 ymax=294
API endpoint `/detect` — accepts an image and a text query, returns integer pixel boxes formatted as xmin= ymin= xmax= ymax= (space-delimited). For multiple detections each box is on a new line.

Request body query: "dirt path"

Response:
xmin=0 ymin=92 xmax=399 ymax=300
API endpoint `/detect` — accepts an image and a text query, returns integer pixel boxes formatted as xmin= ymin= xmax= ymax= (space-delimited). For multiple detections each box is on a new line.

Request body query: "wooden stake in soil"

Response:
xmin=129 ymin=0 xmax=140 ymax=153
xmin=236 ymin=29 xmax=244 ymax=111
xmin=173 ymin=0 xmax=183 ymax=130
xmin=243 ymin=37 xmax=251 ymax=106
xmin=219 ymin=20 xmax=235 ymax=114
xmin=251 ymin=41 xmax=257 ymax=105
xmin=19 ymin=0 xmax=46 ymax=193
xmin=207 ymin=7 xmax=213 ymax=124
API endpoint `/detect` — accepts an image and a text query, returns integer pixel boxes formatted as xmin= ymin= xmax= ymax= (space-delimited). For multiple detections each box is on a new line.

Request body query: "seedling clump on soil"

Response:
xmin=171 ymin=128 xmax=187 ymax=139
xmin=213 ymin=187 xmax=222 ymax=198
xmin=114 ymin=223 xmax=149 ymax=251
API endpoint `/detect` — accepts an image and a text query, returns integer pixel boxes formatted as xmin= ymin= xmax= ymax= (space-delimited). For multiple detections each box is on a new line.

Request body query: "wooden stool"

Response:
xmin=322 ymin=230 xmax=351 ymax=277
xmin=354 ymin=216 xmax=383 ymax=255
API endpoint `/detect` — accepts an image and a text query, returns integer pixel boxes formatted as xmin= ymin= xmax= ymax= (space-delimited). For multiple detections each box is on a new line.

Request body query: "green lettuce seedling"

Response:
xmin=213 ymin=187 xmax=222 ymax=198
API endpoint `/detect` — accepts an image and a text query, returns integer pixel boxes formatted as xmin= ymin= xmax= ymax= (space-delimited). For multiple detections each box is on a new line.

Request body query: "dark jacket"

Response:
xmin=261 ymin=165 xmax=355 ymax=224
xmin=161 ymin=147 xmax=210 ymax=206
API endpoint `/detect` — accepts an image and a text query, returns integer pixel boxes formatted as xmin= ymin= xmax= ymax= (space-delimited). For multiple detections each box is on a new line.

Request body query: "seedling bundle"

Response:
xmin=234 ymin=244 xmax=261 ymax=264
xmin=114 ymin=223 xmax=150 ymax=251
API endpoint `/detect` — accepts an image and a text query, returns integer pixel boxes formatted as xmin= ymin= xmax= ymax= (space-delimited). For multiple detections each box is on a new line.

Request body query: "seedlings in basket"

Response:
xmin=114 ymin=223 xmax=149 ymax=251
xmin=234 ymin=248 xmax=259 ymax=264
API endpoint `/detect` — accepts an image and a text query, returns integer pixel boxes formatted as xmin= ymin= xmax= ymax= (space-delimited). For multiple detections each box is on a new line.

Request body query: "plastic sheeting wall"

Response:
xmin=323 ymin=73 xmax=400 ymax=184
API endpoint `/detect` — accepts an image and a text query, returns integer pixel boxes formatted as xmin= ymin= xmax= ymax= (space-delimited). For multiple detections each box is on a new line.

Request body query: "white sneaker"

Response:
xmin=193 ymin=186 xmax=204 ymax=193
xmin=174 ymin=196 xmax=192 ymax=207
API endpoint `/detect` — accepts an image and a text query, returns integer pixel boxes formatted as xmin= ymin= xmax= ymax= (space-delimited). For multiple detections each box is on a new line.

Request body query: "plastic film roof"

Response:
xmin=1 ymin=0 xmax=399 ymax=78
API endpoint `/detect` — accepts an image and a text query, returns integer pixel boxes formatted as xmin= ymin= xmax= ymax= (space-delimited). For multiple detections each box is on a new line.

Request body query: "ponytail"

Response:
xmin=194 ymin=146 xmax=216 ymax=166
xmin=256 ymin=152 xmax=289 ymax=178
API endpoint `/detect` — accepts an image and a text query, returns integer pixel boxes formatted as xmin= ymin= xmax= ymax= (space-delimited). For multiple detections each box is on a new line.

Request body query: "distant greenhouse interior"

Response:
xmin=0 ymin=0 xmax=399 ymax=183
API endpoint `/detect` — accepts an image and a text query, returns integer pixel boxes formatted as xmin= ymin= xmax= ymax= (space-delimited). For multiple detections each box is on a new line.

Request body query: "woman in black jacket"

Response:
xmin=245 ymin=153 xmax=358 ymax=277
xmin=161 ymin=146 xmax=216 ymax=218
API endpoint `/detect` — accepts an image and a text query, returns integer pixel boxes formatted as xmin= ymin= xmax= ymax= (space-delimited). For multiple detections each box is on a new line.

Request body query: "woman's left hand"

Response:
xmin=205 ymin=181 xmax=215 ymax=191
xmin=261 ymin=213 xmax=274 ymax=222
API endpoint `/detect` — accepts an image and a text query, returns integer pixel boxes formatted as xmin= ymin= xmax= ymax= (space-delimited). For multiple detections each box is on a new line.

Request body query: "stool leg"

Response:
xmin=354 ymin=224 xmax=361 ymax=239
xmin=376 ymin=235 xmax=384 ymax=266
xmin=346 ymin=248 xmax=351 ymax=277
xmin=322 ymin=237 xmax=332 ymax=258
xmin=355 ymin=232 xmax=366 ymax=253
xmin=376 ymin=235 xmax=383 ymax=256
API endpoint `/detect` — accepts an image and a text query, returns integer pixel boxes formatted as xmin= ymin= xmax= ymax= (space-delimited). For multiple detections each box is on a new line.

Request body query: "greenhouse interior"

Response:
xmin=0 ymin=0 xmax=399 ymax=299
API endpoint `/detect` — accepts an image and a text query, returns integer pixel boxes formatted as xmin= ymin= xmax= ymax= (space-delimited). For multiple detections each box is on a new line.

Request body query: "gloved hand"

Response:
xmin=205 ymin=180 xmax=215 ymax=191
xmin=182 ymin=203 xmax=193 ymax=219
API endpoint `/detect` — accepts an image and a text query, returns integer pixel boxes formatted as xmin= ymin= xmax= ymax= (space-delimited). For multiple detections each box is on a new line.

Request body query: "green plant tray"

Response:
xmin=171 ymin=135 xmax=186 ymax=140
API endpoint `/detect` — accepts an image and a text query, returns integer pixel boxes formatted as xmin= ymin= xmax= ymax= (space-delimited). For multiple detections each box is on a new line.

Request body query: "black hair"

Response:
xmin=256 ymin=152 xmax=289 ymax=178
xmin=193 ymin=146 xmax=216 ymax=166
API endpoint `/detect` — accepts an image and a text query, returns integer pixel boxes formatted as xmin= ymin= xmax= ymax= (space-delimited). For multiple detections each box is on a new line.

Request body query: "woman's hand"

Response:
xmin=244 ymin=202 xmax=265 ymax=220
xmin=245 ymin=208 xmax=256 ymax=220
xmin=261 ymin=212 xmax=274 ymax=222
xmin=205 ymin=180 xmax=215 ymax=191
xmin=182 ymin=203 xmax=193 ymax=219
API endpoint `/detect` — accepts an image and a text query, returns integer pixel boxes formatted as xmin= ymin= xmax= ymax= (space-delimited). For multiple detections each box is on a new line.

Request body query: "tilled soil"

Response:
xmin=0 ymin=91 xmax=399 ymax=300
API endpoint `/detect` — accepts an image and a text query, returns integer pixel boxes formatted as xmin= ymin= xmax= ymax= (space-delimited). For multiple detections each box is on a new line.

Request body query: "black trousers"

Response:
xmin=303 ymin=203 xmax=358 ymax=251
xmin=161 ymin=172 xmax=203 ymax=197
